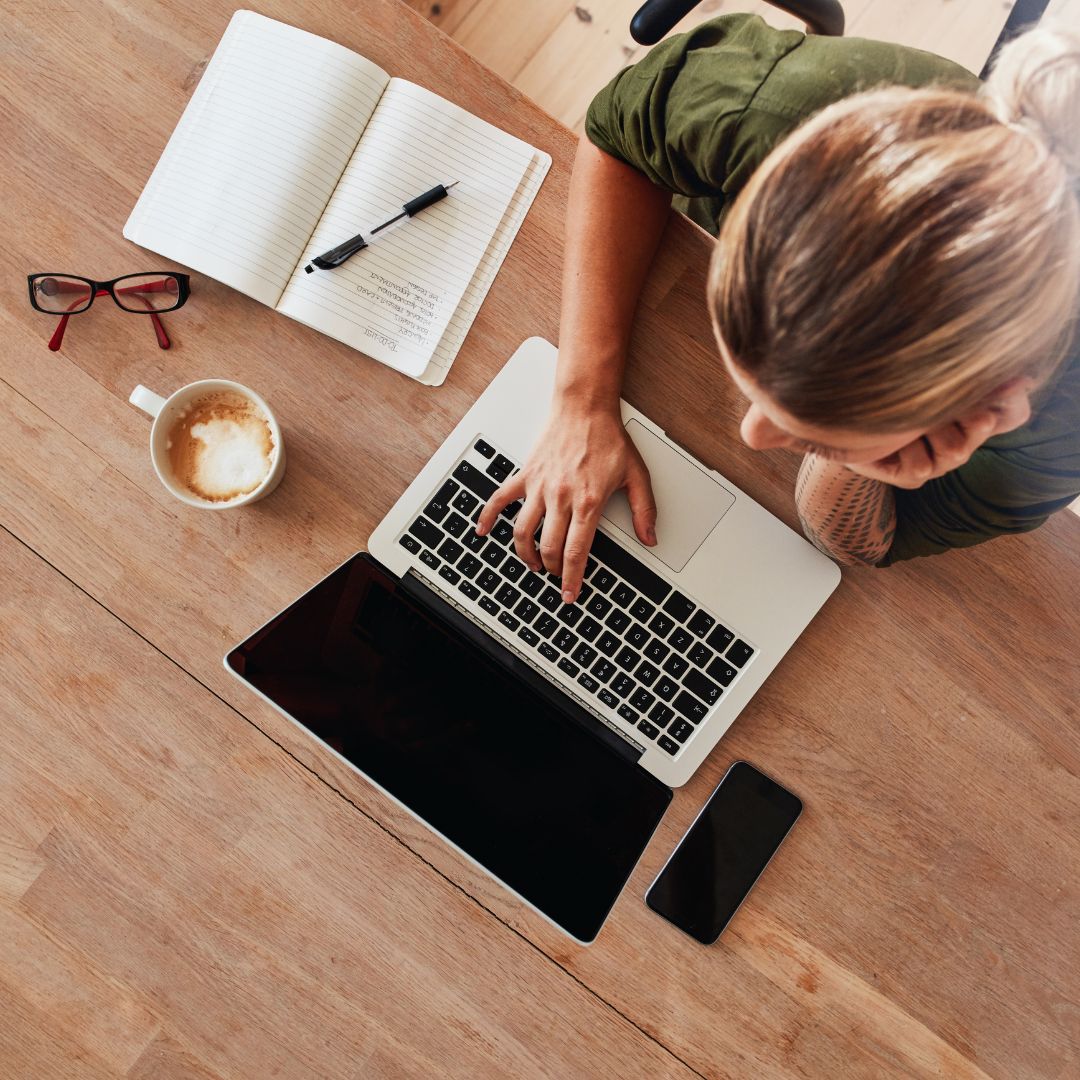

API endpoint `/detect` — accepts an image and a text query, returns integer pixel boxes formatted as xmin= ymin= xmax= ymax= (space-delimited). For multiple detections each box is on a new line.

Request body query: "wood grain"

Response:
xmin=1 ymin=1 xmax=1078 ymax=1078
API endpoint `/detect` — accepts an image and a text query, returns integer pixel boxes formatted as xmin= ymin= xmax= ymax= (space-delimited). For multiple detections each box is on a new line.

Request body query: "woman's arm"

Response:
xmin=795 ymin=455 xmax=896 ymax=566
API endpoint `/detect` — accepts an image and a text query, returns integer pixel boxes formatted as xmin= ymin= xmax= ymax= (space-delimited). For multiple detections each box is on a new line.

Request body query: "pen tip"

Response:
xmin=304 ymin=264 xmax=313 ymax=273
xmin=445 ymin=180 xmax=459 ymax=189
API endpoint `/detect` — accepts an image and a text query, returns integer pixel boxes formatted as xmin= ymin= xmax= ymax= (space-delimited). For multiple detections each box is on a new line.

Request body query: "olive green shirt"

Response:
xmin=585 ymin=14 xmax=1080 ymax=564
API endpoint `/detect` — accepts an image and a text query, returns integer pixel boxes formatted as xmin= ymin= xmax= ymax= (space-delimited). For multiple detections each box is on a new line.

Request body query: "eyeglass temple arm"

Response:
xmin=46 ymin=288 xmax=171 ymax=351
xmin=117 ymin=288 xmax=171 ymax=348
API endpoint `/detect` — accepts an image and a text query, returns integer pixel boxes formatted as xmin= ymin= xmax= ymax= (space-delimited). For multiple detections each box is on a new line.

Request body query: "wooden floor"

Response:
xmin=405 ymin=0 xmax=1080 ymax=132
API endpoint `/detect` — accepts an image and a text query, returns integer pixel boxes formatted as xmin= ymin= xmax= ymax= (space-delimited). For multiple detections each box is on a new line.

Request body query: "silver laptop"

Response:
xmin=227 ymin=337 xmax=839 ymax=942
xmin=368 ymin=337 xmax=840 ymax=788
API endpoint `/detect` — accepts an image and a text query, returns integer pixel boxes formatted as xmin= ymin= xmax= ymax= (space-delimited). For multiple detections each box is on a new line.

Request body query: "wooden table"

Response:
xmin=2 ymin=2 xmax=1078 ymax=1076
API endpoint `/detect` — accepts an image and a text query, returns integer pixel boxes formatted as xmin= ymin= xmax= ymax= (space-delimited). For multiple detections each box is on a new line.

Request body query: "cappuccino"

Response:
xmin=166 ymin=391 xmax=275 ymax=502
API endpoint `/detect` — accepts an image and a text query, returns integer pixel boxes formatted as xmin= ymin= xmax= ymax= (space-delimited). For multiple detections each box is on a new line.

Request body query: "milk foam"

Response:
xmin=167 ymin=392 xmax=275 ymax=502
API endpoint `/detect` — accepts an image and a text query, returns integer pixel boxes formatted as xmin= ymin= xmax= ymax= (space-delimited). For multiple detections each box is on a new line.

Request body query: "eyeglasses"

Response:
xmin=27 ymin=272 xmax=191 ymax=351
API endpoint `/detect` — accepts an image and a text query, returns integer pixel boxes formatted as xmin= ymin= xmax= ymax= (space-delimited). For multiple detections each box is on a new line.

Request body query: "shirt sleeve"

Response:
xmin=879 ymin=360 xmax=1080 ymax=564
xmin=584 ymin=14 xmax=805 ymax=197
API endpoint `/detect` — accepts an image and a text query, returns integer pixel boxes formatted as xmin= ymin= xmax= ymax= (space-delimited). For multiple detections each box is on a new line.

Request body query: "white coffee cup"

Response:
xmin=129 ymin=379 xmax=286 ymax=508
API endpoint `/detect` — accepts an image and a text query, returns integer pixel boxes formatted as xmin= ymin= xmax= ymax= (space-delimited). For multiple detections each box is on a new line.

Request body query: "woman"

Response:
xmin=477 ymin=17 xmax=1080 ymax=604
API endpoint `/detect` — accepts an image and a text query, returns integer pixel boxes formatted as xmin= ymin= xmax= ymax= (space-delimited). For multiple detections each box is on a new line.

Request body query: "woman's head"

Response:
xmin=708 ymin=23 xmax=1080 ymax=452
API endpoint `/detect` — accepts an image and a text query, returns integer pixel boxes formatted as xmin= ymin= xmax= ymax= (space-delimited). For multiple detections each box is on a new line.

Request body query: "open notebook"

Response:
xmin=124 ymin=10 xmax=551 ymax=384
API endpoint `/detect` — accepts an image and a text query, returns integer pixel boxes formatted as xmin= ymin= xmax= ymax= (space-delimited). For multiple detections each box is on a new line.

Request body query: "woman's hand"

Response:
xmin=844 ymin=388 xmax=1032 ymax=489
xmin=475 ymin=404 xmax=657 ymax=604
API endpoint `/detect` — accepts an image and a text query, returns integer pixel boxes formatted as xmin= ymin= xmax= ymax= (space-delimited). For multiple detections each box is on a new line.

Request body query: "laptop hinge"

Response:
xmin=397 ymin=566 xmax=644 ymax=766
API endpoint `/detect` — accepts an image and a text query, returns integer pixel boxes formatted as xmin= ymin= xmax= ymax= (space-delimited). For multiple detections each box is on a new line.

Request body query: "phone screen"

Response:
xmin=645 ymin=761 xmax=802 ymax=944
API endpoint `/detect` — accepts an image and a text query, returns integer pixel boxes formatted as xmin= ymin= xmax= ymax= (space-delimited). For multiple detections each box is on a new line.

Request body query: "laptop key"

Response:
xmin=706 ymin=658 xmax=737 ymax=686
xmin=423 ymin=478 xmax=459 ymax=523
xmin=630 ymin=598 xmax=655 ymax=622
xmin=585 ymin=557 xmax=597 ymax=578
xmin=663 ymin=654 xmax=689 ymax=679
xmin=453 ymin=460 xmax=497 ymax=501
xmin=557 ymin=657 xmax=580 ymax=678
xmin=577 ymin=583 xmax=593 ymax=605
xmin=662 ymin=591 xmax=695 ymax=623
xmin=644 ymin=639 xmax=669 ymax=663
xmin=477 ymin=569 xmax=500 ymax=593
xmin=518 ymin=626 xmax=539 ymax=646
xmin=498 ymin=611 xmax=520 ymax=632
xmin=495 ymin=583 xmax=521 ymax=608
xmin=474 ymin=439 xmax=496 ymax=459
xmin=658 ymin=735 xmax=680 ymax=756
xmin=649 ymin=703 xmax=675 ymax=729
xmin=458 ymin=580 xmax=481 ymax=601
xmin=463 ymin=527 xmax=487 ymax=553
xmin=591 ymin=658 xmax=616 ymax=683
xmin=688 ymin=642 xmax=713 ymax=668
xmin=617 ymin=705 xmax=639 ymax=725
xmin=706 ymin=624 xmax=735 ymax=652
xmin=501 ymin=500 xmax=522 ymax=519
xmin=572 ymin=643 xmax=597 ymax=668
xmin=654 ymin=676 xmax=678 ymax=702
xmin=514 ymin=598 xmax=540 ymax=622
xmin=727 ymin=640 xmax=755 ymax=667
xmin=502 ymin=557 xmax=526 ymax=582
xmin=443 ymin=512 xmax=468 ymax=538
xmin=577 ymin=673 xmax=599 ymax=693
xmin=669 ymin=719 xmax=694 ymax=743
xmin=596 ymin=631 xmax=620 ymax=657
xmin=520 ymin=572 xmax=544 ymax=597
xmin=438 ymin=565 xmax=460 ymax=585
xmin=458 ymin=554 xmax=482 ymax=579
xmin=539 ymin=587 xmax=562 ymax=612
xmin=611 ymin=583 xmax=635 ymax=608
xmin=688 ymin=609 xmax=715 ymax=638
xmin=591 ymin=567 xmax=617 ymax=593
xmin=398 ymin=534 xmax=421 ymax=555
xmin=648 ymin=612 xmax=675 ymax=638
xmin=615 ymin=646 xmax=640 ymax=672
xmin=629 ymin=687 xmax=655 ymax=712
xmin=585 ymin=595 xmax=612 ymax=620
xmin=637 ymin=719 xmax=660 ymax=740
xmin=486 ymin=453 xmax=516 ymax=482
xmin=553 ymin=628 xmax=578 ymax=654
xmin=625 ymin=623 xmax=649 ymax=649
xmin=577 ymin=616 xmax=602 ymax=642
xmin=438 ymin=538 xmax=464 ymax=564
xmin=684 ymin=668 xmax=722 ymax=705
xmin=539 ymin=642 xmax=559 ymax=663
xmin=673 ymin=690 xmax=709 ymax=724
xmin=668 ymin=628 xmax=694 ymax=653
xmin=491 ymin=519 xmax=515 ymax=545
xmin=611 ymin=674 xmax=635 ymax=699
xmin=605 ymin=609 xmax=631 ymax=634
xmin=589 ymin=529 xmax=671 ymax=604
xmin=557 ymin=604 xmax=583 ymax=627
xmin=481 ymin=543 xmax=506 ymax=569
xmin=635 ymin=662 xmax=659 ymax=687
xmin=598 ymin=689 xmax=619 ymax=710
xmin=419 ymin=550 xmax=440 ymax=570
xmin=408 ymin=517 xmax=444 ymax=548
xmin=452 ymin=489 xmax=479 ymax=516
xmin=534 ymin=614 xmax=558 ymax=639
xmin=479 ymin=596 xmax=500 ymax=617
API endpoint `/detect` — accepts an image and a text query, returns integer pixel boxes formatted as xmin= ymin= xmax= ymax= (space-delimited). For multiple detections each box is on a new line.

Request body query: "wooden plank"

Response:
xmin=0 ymin=529 xmax=695 ymax=1080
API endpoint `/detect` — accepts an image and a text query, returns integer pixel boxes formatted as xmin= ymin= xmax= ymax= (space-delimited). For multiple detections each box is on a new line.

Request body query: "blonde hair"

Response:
xmin=708 ymin=23 xmax=1080 ymax=433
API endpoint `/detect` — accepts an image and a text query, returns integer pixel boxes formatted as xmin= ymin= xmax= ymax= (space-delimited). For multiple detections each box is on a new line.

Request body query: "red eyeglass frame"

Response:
xmin=27 ymin=273 xmax=191 ymax=351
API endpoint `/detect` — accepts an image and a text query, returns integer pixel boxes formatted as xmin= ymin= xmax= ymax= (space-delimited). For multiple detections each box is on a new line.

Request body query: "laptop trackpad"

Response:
xmin=602 ymin=419 xmax=735 ymax=574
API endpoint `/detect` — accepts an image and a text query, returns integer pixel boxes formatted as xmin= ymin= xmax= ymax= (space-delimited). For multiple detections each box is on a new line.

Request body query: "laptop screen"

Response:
xmin=226 ymin=552 xmax=671 ymax=942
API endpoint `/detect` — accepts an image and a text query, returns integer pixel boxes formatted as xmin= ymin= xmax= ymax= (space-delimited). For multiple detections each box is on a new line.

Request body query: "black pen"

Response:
xmin=304 ymin=181 xmax=459 ymax=273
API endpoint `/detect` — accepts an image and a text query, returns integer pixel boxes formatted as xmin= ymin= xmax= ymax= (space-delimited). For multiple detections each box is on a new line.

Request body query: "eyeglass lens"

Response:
xmin=33 ymin=275 xmax=94 ymax=314
xmin=112 ymin=274 xmax=182 ymax=312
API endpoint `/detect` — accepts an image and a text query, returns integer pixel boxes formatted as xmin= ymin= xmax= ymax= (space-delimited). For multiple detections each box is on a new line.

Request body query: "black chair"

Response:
xmin=630 ymin=0 xmax=845 ymax=45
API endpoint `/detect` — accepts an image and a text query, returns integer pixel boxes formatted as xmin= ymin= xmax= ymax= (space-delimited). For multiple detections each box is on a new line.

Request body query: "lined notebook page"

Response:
xmin=124 ymin=10 xmax=389 ymax=307
xmin=277 ymin=79 xmax=538 ymax=377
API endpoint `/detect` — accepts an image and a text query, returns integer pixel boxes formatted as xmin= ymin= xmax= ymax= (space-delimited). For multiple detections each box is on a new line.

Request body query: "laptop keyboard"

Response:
xmin=396 ymin=438 xmax=756 ymax=757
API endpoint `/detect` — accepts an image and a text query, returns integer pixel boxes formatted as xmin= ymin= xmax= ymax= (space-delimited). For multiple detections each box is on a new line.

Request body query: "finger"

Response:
xmin=892 ymin=438 xmax=935 ymax=489
xmin=513 ymin=492 xmax=545 ymax=571
xmin=475 ymin=474 xmax=526 ymax=537
xmin=923 ymin=421 xmax=972 ymax=475
xmin=625 ymin=457 xmax=658 ymax=546
xmin=538 ymin=497 xmax=572 ymax=579
xmin=560 ymin=502 xmax=604 ymax=603
xmin=844 ymin=454 xmax=901 ymax=484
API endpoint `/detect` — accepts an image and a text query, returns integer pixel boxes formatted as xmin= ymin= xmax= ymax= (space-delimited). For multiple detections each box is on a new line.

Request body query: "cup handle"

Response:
xmin=129 ymin=385 xmax=167 ymax=418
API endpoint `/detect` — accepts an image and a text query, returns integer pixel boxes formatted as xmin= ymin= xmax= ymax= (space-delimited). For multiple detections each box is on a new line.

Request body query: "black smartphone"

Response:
xmin=645 ymin=760 xmax=802 ymax=944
